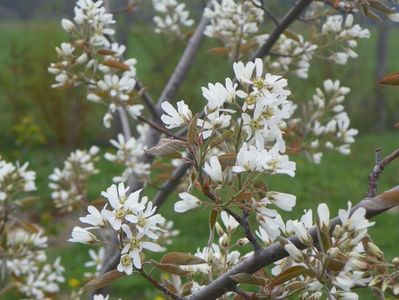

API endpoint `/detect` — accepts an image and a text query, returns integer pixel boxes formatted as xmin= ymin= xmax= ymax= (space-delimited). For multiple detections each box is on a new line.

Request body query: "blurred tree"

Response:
xmin=374 ymin=21 xmax=390 ymax=130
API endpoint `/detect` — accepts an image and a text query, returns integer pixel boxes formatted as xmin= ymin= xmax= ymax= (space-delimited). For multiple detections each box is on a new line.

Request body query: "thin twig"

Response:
xmin=250 ymin=0 xmax=313 ymax=61
xmin=225 ymin=208 xmax=261 ymax=252
xmin=137 ymin=116 xmax=187 ymax=141
xmin=230 ymin=286 xmax=253 ymax=300
xmin=140 ymin=269 xmax=184 ymax=300
xmin=368 ymin=148 xmax=399 ymax=197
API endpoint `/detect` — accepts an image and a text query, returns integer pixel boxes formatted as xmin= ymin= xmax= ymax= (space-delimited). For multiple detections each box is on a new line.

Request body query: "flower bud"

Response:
xmin=215 ymin=222 xmax=224 ymax=237
xmin=219 ymin=233 xmax=229 ymax=248
xmin=237 ymin=238 xmax=249 ymax=246
xmin=61 ymin=19 xmax=76 ymax=33
xmin=367 ymin=242 xmax=384 ymax=260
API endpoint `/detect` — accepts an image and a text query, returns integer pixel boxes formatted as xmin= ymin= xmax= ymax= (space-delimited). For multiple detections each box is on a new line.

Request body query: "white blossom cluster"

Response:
xmin=261 ymin=202 xmax=378 ymax=299
xmin=152 ymin=0 xmax=194 ymax=37
xmin=83 ymin=247 xmax=105 ymax=278
xmin=321 ymin=14 xmax=370 ymax=65
xmin=162 ymin=59 xmax=297 ymax=220
xmin=300 ymin=79 xmax=358 ymax=163
xmin=69 ymin=183 xmax=172 ymax=274
xmin=204 ymin=0 xmax=264 ymax=58
xmin=256 ymin=33 xmax=318 ymax=79
xmin=5 ymin=229 xmax=65 ymax=299
xmin=0 ymin=158 xmax=65 ymax=300
xmin=104 ymin=127 xmax=150 ymax=183
xmin=0 ymin=156 xmax=36 ymax=202
xmin=49 ymin=0 xmax=143 ymax=128
xmin=49 ymin=146 xmax=99 ymax=211
xmin=158 ymin=212 xmax=243 ymax=294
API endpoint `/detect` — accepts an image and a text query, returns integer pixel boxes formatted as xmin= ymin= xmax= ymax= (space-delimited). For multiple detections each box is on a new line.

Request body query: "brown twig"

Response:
xmin=250 ymin=0 xmax=313 ymax=61
xmin=137 ymin=115 xmax=187 ymax=142
xmin=225 ymin=208 xmax=261 ymax=252
xmin=368 ymin=148 xmax=399 ymax=197
xmin=140 ymin=269 xmax=184 ymax=300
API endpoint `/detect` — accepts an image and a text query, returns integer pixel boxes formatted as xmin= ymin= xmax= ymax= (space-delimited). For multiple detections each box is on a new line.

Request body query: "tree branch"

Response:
xmin=140 ymin=269 xmax=184 ymax=300
xmin=153 ymin=162 xmax=192 ymax=208
xmin=368 ymin=148 xmax=399 ymax=197
xmin=189 ymin=185 xmax=399 ymax=300
xmin=250 ymin=0 xmax=313 ymax=61
xmin=98 ymin=2 xmax=211 ymax=279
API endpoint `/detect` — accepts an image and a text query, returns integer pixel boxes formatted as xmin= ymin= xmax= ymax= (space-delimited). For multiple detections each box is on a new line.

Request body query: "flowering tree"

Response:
xmin=2 ymin=0 xmax=399 ymax=299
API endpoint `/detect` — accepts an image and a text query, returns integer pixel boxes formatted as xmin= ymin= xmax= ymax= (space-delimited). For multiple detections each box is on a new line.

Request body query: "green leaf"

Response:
xmin=160 ymin=252 xmax=206 ymax=265
xmin=187 ymin=114 xmax=199 ymax=145
xmin=230 ymin=273 xmax=266 ymax=286
xmin=270 ymin=266 xmax=309 ymax=287
xmin=209 ymin=209 xmax=218 ymax=231
xmin=83 ymin=270 xmax=125 ymax=291
xmin=283 ymin=30 xmax=301 ymax=42
xmin=316 ymin=222 xmax=331 ymax=252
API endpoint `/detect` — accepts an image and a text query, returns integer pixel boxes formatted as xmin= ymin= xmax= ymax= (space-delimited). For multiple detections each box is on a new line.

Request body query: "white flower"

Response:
xmin=202 ymin=82 xmax=232 ymax=111
xmin=388 ymin=13 xmax=399 ymax=22
xmin=198 ymin=111 xmax=231 ymax=139
xmin=220 ymin=211 xmax=239 ymax=233
xmin=84 ymin=248 xmax=105 ymax=277
xmin=79 ymin=206 xmax=107 ymax=227
xmin=203 ymin=156 xmax=224 ymax=183
xmin=152 ymin=0 xmax=194 ymax=36
xmin=284 ymin=240 xmax=303 ymax=262
xmin=125 ymin=198 xmax=165 ymax=239
xmin=93 ymin=294 xmax=109 ymax=300
xmin=101 ymin=183 xmax=145 ymax=230
xmin=69 ymin=226 xmax=97 ymax=244
xmin=117 ymin=253 xmax=134 ymax=275
xmin=61 ymin=19 xmax=75 ymax=33
xmin=233 ymin=60 xmax=256 ymax=85
xmin=121 ymin=224 xmax=164 ymax=270
xmin=161 ymin=100 xmax=192 ymax=129
xmin=266 ymin=192 xmax=296 ymax=212
xmin=232 ymin=143 xmax=263 ymax=173
xmin=291 ymin=220 xmax=311 ymax=244
xmin=317 ymin=203 xmax=330 ymax=229
xmin=262 ymin=146 xmax=296 ymax=177
xmin=175 ymin=192 xmax=201 ymax=213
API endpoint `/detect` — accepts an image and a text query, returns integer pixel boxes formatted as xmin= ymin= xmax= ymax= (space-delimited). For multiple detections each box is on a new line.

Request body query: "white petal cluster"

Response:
xmin=84 ymin=247 xmax=105 ymax=278
xmin=204 ymin=0 xmax=264 ymax=58
xmin=49 ymin=146 xmax=99 ymax=211
xmin=0 ymin=157 xmax=36 ymax=202
xmin=303 ymin=79 xmax=358 ymax=163
xmin=5 ymin=229 xmax=65 ymax=300
xmin=322 ymin=14 xmax=370 ymax=65
xmin=49 ymin=0 xmax=143 ymax=128
xmin=152 ymin=0 xmax=194 ymax=37
xmin=256 ymin=33 xmax=318 ymax=79
xmin=69 ymin=183 xmax=169 ymax=275
xmin=269 ymin=201 xmax=377 ymax=300
xmin=161 ymin=100 xmax=192 ymax=129
xmin=105 ymin=133 xmax=150 ymax=183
